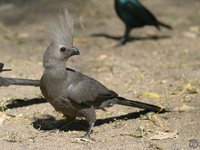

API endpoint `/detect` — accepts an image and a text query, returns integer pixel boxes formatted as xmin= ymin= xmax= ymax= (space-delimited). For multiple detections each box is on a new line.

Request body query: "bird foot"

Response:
xmin=120 ymin=40 xmax=127 ymax=45
xmin=113 ymin=38 xmax=128 ymax=48
xmin=81 ymin=133 xmax=96 ymax=142
xmin=113 ymin=43 xmax=123 ymax=48
xmin=73 ymin=138 xmax=95 ymax=143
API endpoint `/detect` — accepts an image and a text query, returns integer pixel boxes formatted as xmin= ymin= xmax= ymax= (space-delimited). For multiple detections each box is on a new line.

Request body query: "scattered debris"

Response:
xmin=170 ymin=80 xmax=198 ymax=97
xmin=74 ymin=36 xmax=89 ymax=45
xmin=0 ymin=113 xmax=7 ymax=125
xmin=97 ymin=54 xmax=108 ymax=61
xmin=137 ymin=124 xmax=149 ymax=137
xmin=174 ymin=104 xmax=196 ymax=112
xmin=120 ymin=132 xmax=143 ymax=138
xmin=72 ymin=137 xmax=95 ymax=144
xmin=181 ymin=81 xmax=198 ymax=94
xmin=189 ymin=26 xmax=200 ymax=33
xmin=5 ymin=131 xmax=21 ymax=143
xmin=140 ymin=112 xmax=167 ymax=128
xmin=183 ymin=32 xmax=197 ymax=39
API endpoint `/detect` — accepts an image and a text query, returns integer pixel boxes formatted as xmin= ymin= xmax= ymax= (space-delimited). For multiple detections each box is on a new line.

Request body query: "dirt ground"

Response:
xmin=0 ymin=0 xmax=200 ymax=149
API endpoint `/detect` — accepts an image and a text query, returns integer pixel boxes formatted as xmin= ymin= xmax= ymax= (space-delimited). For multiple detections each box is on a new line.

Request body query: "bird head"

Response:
xmin=43 ymin=9 xmax=80 ymax=68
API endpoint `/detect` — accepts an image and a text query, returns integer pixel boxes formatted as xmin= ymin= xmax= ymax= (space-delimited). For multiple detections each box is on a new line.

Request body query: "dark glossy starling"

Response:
xmin=115 ymin=0 xmax=172 ymax=45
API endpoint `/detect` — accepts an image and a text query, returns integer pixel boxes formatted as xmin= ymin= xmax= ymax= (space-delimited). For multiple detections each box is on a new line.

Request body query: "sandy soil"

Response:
xmin=0 ymin=0 xmax=200 ymax=149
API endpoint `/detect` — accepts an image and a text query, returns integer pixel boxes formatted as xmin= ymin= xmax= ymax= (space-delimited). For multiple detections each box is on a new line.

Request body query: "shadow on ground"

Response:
xmin=1 ymin=98 xmax=47 ymax=111
xmin=1 ymin=97 xmax=166 ymax=133
xmin=92 ymin=33 xmax=171 ymax=44
xmin=32 ymin=110 xmax=151 ymax=132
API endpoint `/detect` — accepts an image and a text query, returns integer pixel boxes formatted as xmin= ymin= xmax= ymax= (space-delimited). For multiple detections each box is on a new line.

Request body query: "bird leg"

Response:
xmin=114 ymin=26 xmax=131 ymax=47
xmin=82 ymin=122 xmax=95 ymax=141
xmin=120 ymin=26 xmax=131 ymax=45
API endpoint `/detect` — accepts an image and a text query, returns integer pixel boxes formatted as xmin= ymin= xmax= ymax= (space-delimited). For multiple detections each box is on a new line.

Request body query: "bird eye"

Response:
xmin=60 ymin=47 xmax=66 ymax=52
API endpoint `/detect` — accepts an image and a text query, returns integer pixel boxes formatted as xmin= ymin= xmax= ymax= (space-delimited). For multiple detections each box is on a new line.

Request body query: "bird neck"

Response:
xmin=43 ymin=58 xmax=66 ymax=70
xmin=43 ymin=62 xmax=67 ymax=81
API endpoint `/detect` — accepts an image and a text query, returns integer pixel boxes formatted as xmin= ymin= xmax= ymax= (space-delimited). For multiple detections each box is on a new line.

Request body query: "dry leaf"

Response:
xmin=149 ymin=131 xmax=178 ymax=140
xmin=143 ymin=92 xmax=161 ymax=99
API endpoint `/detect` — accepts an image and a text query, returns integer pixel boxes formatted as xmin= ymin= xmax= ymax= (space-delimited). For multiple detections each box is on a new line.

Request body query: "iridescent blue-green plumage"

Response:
xmin=115 ymin=0 xmax=172 ymax=45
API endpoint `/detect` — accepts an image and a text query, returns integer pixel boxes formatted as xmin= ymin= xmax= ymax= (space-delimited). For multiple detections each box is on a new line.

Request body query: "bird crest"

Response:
xmin=48 ymin=9 xmax=74 ymax=48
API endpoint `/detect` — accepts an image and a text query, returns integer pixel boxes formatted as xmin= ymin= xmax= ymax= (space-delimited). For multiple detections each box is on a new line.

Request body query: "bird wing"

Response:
xmin=137 ymin=2 xmax=158 ymax=22
xmin=123 ymin=0 xmax=158 ymax=25
xmin=122 ymin=1 xmax=143 ymax=23
xmin=67 ymin=74 xmax=118 ymax=105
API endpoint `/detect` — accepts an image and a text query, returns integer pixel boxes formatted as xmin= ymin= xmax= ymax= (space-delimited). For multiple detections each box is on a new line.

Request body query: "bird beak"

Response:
xmin=70 ymin=47 xmax=80 ymax=56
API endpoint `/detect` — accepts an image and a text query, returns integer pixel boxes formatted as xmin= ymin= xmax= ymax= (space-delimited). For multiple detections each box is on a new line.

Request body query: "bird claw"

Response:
xmin=113 ymin=38 xmax=128 ymax=48
xmin=81 ymin=133 xmax=96 ymax=142
xmin=73 ymin=136 xmax=95 ymax=143
xmin=113 ymin=41 xmax=125 ymax=48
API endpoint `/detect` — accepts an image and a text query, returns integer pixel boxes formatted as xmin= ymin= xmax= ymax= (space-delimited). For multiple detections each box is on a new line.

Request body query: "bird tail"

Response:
xmin=115 ymin=97 xmax=165 ymax=112
xmin=158 ymin=21 xmax=172 ymax=30
xmin=0 ymin=69 xmax=12 ymax=72
xmin=0 ymin=77 xmax=40 ymax=87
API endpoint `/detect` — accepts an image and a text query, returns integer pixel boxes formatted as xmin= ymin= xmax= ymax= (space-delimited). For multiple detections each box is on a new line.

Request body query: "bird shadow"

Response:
xmin=1 ymin=98 xmax=47 ymax=111
xmin=91 ymin=33 xmax=170 ymax=43
xmin=1 ymin=98 xmax=165 ymax=133
xmin=32 ymin=110 xmax=153 ymax=132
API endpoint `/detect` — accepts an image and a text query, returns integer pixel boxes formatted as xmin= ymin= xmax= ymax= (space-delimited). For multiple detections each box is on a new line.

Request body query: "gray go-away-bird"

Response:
xmin=40 ymin=10 xmax=165 ymax=140
xmin=0 ymin=63 xmax=39 ymax=87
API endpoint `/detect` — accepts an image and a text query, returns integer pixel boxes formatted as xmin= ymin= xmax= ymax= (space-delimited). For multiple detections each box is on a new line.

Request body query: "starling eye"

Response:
xmin=60 ymin=47 xmax=66 ymax=52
